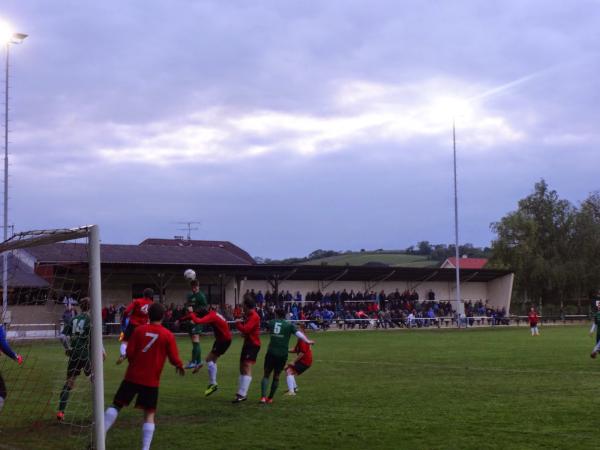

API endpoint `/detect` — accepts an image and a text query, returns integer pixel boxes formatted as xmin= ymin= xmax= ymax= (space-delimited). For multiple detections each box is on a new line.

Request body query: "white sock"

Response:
xmin=594 ymin=341 xmax=600 ymax=353
xmin=120 ymin=342 xmax=127 ymax=356
xmin=207 ymin=361 xmax=217 ymax=385
xmin=531 ymin=328 xmax=534 ymax=336
xmin=238 ymin=375 xmax=252 ymax=397
xmin=104 ymin=407 xmax=119 ymax=433
xmin=535 ymin=327 xmax=540 ymax=335
xmin=0 ymin=396 xmax=4 ymax=412
xmin=142 ymin=422 xmax=155 ymax=450
xmin=286 ymin=374 xmax=295 ymax=392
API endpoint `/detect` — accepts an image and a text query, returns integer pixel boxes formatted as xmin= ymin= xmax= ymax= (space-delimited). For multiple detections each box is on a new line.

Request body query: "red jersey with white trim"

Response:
xmin=235 ymin=309 xmax=261 ymax=347
xmin=184 ymin=311 xmax=232 ymax=342
xmin=528 ymin=311 xmax=538 ymax=326
xmin=293 ymin=339 xmax=313 ymax=366
xmin=124 ymin=298 xmax=153 ymax=327
xmin=125 ymin=323 xmax=183 ymax=387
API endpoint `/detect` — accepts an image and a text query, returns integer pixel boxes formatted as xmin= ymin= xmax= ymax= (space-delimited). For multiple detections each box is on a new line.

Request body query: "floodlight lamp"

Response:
xmin=11 ymin=32 xmax=27 ymax=44
xmin=0 ymin=20 xmax=13 ymax=45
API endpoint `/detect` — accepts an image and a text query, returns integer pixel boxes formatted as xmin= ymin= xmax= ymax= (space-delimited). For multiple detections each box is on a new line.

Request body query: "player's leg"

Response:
xmin=267 ymin=357 xmax=286 ymax=403
xmin=285 ymin=365 xmax=298 ymax=395
xmin=57 ymin=374 xmax=77 ymax=420
xmin=187 ymin=331 xmax=202 ymax=369
xmin=261 ymin=354 xmax=275 ymax=403
xmin=105 ymin=380 xmax=137 ymax=434
xmin=233 ymin=344 xmax=259 ymax=402
xmin=205 ymin=340 xmax=231 ymax=396
xmin=0 ymin=371 xmax=6 ymax=412
xmin=117 ymin=324 xmax=135 ymax=364
xmin=141 ymin=410 xmax=156 ymax=450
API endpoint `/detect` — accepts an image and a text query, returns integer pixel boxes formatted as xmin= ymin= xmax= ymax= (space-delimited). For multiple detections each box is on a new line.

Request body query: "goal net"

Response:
xmin=0 ymin=226 xmax=104 ymax=450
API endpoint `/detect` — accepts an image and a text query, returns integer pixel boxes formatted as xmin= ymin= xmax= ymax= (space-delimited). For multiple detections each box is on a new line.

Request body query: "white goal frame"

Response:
xmin=0 ymin=224 xmax=105 ymax=450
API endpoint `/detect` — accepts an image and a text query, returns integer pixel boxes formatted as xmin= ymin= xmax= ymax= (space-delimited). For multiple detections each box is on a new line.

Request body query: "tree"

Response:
xmin=490 ymin=179 xmax=576 ymax=310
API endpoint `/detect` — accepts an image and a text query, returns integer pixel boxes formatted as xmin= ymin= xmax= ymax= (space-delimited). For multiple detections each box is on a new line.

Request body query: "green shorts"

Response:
xmin=189 ymin=324 xmax=204 ymax=335
xmin=264 ymin=352 xmax=287 ymax=373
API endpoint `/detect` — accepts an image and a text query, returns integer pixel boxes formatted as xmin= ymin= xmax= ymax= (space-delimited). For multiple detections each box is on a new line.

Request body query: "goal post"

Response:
xmin=0 ymin=224 xmax=105 ymax=450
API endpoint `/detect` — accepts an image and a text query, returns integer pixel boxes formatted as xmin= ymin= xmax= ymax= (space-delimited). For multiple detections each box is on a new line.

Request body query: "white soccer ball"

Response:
xmin=184 ymin=269 xmax=196 ymax=281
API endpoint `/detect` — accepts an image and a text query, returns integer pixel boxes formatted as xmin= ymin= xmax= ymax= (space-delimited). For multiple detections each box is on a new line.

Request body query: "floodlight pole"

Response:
xmin=453 ymin=120 xmax=463 ymax=321
xmin=2 ymin=32 xmax=26 ymax=321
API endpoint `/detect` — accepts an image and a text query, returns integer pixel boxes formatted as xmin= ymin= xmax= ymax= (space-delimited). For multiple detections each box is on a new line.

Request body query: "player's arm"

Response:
xmin=59 ymin=320 xmax=72 ymax=352
xmin=294 ymin=330 xmax=314 ymax=345
xmin=591 ymin=323 xmax=597 ymax=335
xmin=122 ymin=301 xmax=136 ymax=320
xmin=166 ymin=333 xmax=185 ymax=376
xmin=0 ymin=325 xmax=22 ymax=364
xmin=236 ymin=317 xmax=253 ymax=334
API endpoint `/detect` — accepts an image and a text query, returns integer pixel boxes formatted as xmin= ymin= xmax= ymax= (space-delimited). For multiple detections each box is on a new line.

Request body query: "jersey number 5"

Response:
xmin=142 ymin=332 xmax=159 ymax=352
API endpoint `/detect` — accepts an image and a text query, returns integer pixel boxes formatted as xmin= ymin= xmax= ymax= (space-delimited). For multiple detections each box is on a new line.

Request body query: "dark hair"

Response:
xmin=275 ymin=308 xmax=285 ymax=319
xmin=148 ymin=303 xmax=164 ymax=322
xmin=79 ymin=297 xmax=90 ymax=312
xmin=143 ymin=288 xmax=154 ymax=299
xmin=190 ymin=280 xmax=199 ymax=288
xmin=196 ymin=306 xmax=209 ymax=317
xmin=243 ymin=297 xmax=255 ymax=309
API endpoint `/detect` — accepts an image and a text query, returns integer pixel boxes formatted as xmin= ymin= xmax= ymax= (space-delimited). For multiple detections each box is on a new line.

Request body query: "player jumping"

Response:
xmin=104 ymin=303 xmax=184 ymax=450
xmin=185 ymin=280 xmax=208 ymax=370
xmin=57 ymin=298 xmax=105 ymax=421
xmin=0 ymin=324 xmax=23 ymax=412
xmin=284 ymin=322 xmax=313 ymax=396
xmin=117 ymin=288 xmax=154 ymax=364
xmin=260 ymin=309 xmax=314 ymax=404
xmin=232 ymin=297 xmax=261 ymax=403
xmin=180 ymin=307 xmax=232 ymax=396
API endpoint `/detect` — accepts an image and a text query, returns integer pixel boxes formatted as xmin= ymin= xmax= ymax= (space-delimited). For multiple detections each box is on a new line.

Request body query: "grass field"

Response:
xmin=302 ymin=252 xmax=438 ymax=267
xmin=1 ymin=325 xmax=599 ymax=449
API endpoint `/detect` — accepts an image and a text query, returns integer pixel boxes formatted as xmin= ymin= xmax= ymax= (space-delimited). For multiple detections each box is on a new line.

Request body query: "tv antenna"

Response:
xmin=176 ymin=221 xmax=201 ymax=240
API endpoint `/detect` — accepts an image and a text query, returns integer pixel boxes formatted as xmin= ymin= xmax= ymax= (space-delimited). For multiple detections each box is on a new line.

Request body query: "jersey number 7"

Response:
xmin=142 ymin=332 xmax=159 ymax=352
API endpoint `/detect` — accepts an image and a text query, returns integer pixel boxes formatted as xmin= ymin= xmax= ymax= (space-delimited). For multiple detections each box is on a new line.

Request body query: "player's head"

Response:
xmin=196 ymin=306 xmax=209 ymax=317
xmin=143 ymin=288 xmax=154 ymax=300
xmin=190 ymin=280 xmax=199 ymax=292
xmin=148 ymin=302 xmax=165 ymax=322
xmin=79 ymin=297 xmax=90 ymax=312
xmin=243 ymin=297 xmax=255 ymax=311
xmin=297 ymin=322 xmax=306 ymax=331
xmin=275 ymin=308 xmax=285 ymax=319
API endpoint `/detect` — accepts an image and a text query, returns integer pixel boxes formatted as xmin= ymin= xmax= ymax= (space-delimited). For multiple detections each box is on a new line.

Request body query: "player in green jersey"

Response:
xmin=185 ymin=280 xmax=208 ymax=370
xmin=56 ymin=298 xmax=105 ymax=421
xmin=260 ymin=309 xmax=314 ymax=404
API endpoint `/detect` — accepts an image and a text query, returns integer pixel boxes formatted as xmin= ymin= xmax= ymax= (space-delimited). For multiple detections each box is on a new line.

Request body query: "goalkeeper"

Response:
xmin=184 ymin=280 xmax=207 ymax=370
xmin=0 ymin=324 xmax=23 ymax=412
xmin=56 ymin=298 xmax=105 ymax=421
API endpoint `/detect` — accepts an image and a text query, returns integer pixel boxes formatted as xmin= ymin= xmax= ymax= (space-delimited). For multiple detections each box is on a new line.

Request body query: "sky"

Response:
xmin=0 ymin=1 xmax=599 ymax=259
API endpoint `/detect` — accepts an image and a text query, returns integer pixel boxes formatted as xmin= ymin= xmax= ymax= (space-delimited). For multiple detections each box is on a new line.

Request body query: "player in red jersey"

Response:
xmin=117 ymin=288 xmax=155 ymax=364
xmin=284 ymin=323 xmax=313 ymax=396
xmin=528 ymin=307 xmax=540 ymax=336
xmin=180 ymin=307 xmax=232 ymax=396
xmin=104 ymin=302 xmax=184 ymax=450
xmin=232 ymin=297 xmax=261 ymax=403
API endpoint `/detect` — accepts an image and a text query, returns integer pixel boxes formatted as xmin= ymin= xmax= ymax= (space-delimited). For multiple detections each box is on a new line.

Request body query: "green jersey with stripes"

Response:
xmin=266 ymin=319 xmax=297 ymax=358
xmin=63 ymin=312 xmax=91 ymax=360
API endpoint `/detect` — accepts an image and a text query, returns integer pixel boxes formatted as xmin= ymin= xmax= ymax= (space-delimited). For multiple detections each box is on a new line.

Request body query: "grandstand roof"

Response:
xmin=2 ymin=254 xmax=49 ymax=288
xmin=441 ymin=257 xmax=488 ymax=270
xmin=26 ymin=238 xmax=256 ymax=266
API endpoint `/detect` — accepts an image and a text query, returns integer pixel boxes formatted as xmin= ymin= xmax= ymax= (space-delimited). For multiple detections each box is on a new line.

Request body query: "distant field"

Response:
xmin=1 ymin=326 xmax=599 ymax=449
xmin=302 ymin=252 xmax=439 ymax=267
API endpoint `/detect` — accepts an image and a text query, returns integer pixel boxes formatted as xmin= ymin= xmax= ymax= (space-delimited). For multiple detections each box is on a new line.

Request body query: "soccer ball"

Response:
xmin=184 ymin=269 xmax=196 ymax=281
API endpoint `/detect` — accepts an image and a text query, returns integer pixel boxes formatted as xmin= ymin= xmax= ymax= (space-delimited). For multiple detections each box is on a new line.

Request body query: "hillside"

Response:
xmin=300 ymin=252 xmax=439 ymax=267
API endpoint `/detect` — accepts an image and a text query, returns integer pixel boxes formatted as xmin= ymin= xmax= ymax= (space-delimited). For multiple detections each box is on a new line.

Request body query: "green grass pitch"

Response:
xmin=1 ymin=326 xmax=599 ymax=449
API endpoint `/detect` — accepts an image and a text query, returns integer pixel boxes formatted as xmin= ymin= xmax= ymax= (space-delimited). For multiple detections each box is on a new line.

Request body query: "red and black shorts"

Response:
xmin=211 ymin=339 xmax=231 ymax=356
xmin=67 ymin=355 xmax=92 ymax=378
xmin=113 ymin=380 xmax=159 ymax=412
xmin=240 ymin=343 xmax=260 ymax=364
xmin=288 ymin=361 xmax=311 ymax=375
xmin=264 ymin=352 xmax=287 ymax=373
